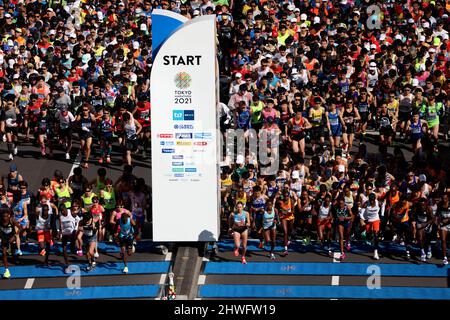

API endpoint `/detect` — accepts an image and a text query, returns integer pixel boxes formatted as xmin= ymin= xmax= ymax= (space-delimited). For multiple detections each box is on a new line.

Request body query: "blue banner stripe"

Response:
xmin=199 ymin=285 xmax=450 ymax=299
xmin=151 ymin=14 xmax=185 ymax=58
xmin=204 ymin=262 xmax=450 ymax=277
xmin=0 ymin=285 xmax=159 ymax=300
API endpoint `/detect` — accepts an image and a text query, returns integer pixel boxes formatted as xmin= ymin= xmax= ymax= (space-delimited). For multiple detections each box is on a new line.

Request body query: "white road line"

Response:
xmin=67 ymin=151 xmax=81 ymax=178
xmin=165 ymin=252 xmax=172 ymax=261
xmin=331 ymin=252 xmax=340 ymax=300
xmin=24 ymin=278 xmax=35 ymax=289
xmin=197 ymin=274 xmax=206 ymax=285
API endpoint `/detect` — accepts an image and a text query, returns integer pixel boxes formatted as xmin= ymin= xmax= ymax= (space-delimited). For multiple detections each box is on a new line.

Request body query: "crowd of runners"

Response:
xmin=214 ymin=0 xmax=450 ymax=265
xmin=0 ymin=0 xmax=154 ymax=279
xmin=1 ymin=164 xmax=151 ymax=279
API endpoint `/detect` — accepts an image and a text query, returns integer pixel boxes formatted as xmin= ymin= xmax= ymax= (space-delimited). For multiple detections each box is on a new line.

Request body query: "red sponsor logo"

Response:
xmin=194 ymin=141 xmax=207 ymax=146
xmin=158 ymin=134 xmax=173 ymax=138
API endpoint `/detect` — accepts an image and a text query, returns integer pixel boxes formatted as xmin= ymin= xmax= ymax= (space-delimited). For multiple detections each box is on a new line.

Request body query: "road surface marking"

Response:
xmin=67 ymin=151 xmax=82 ymax=178
xmin=24 ymin=278 xmax=35 ymax=289
xmin=331 ymin=252 xmax=340 ymax=300
xmin=197 ymin=275 xmax=206 ymax=285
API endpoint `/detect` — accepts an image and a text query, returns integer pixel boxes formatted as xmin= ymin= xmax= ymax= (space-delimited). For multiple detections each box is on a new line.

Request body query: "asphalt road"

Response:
xmin=0 ymin=136 xmax=151 ymax=193
xmin=0 ymin=242 xmax=171 ymax=300
xmin=1 ymin=129 xmax=450 ymax=300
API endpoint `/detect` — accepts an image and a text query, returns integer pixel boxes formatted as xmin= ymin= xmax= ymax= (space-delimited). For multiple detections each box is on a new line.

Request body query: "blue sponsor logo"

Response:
xmin=172 ymin=162 xmax=184 ymax=166
xmin=173 ymin=110 xmax=195 ymax=121
xmin=160 ymin=141 xmax=174 ymax=146
xmin=184 ymin=110 xmax=195 ymax=120
xmin=162 ymin=148 xmax=175 ymax=153
xmin=185 ymin=168 xmax=197 ymax=173
xmin=174 ymin=124 xmax=194 ymax=130
xmin=172 ymin=155 xmax=184 ymax=160
xmin=174 ymin=173 xmax=184 ymax=177
xmin=194 ymin=132 xmax=212 ymax=139
xmin=175 ymin=133 xmax=193 ymax=139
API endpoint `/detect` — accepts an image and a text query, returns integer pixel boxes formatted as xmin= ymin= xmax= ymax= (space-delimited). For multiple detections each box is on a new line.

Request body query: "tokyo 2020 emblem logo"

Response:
xmin=174 ymin=72 xmax=192 ymax=89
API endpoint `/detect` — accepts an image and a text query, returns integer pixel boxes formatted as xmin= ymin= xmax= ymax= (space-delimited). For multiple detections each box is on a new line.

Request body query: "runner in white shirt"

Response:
xmin=60 ymin=204 xmax=80 ymax=273
xmin=360 ymin=193 xmax=381 ymax=260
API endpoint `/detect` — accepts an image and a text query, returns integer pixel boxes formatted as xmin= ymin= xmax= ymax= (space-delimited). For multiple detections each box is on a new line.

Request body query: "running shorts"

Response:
xmin=119 ymin=235 xmax=134 ymax=248
xmin=365 ymin=220 xmax=380 ymax=233
xmin=232 ymin=226 xmax=248 ymax=234
xmin=37 ymin=230 xmax=52 ymax=243
xmin=317 ymin=218 xmax=332 ymax=229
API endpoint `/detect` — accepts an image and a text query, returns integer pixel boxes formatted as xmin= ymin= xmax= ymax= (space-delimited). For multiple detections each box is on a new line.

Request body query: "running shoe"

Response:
xmin=283 ymin=250 xmax=289 ymax=256
xmin=406 ymin=250 xmax=410 ymax=259
xmin=132 ymin=244 xmax=136 ymax=254
xmin=92 ymin=261 xmax=97 ymax=268
xmin=98 ymin=157 xmax=103 ymax=164
xmin=345 ymin=242 xmax=351 ymax=251
xmin=258 ymin=241 xmax=264 ymax=249
xmin=86 ymin=264 xmax=94 ymax=272
xmin=8 ymin=153 xmax=13 ymax=161
xmin=304 ymin=236 xmax=311 ymax=246
xmin=76 ymin=250 xmax=83 ymax=256
xmin=106 ymin=156 xmax=111 ymax=164
xmin=270 ymin=253 xmax=276 ymax=260
xmin=94 ymin=252 xmax=99 ymax=258
xmin=15 ymin=249 xmax=22 ymax=256
xmin=443 ymin=257 xmax=448 ymax=265
xmin=13 ymin=147 xmax=17 ymax=155
xmin=340 ymin=252 xmax=347 ymax=261
xmin=241 ymin=257 xmax=247 ymax=264
xmin=3 ymin=269 xmax=11 ymax=279
xmin=41 ymin=147 xmax=46 ymax=156
xmin=361 ymin=230 xmax=367 ymax=239
xmin=427 ymin=251 xmax=432 ymax=259
xmin=420 ymin=253 xmax=427 ymax=262
xmin=39 ymin=249 xmax=46 ymax=256
xmin=328 ymin=250 xmax=333 ymax=257
xmin=233 ymin=248 xmax=239 ymax=257
xmin=123 ymin=266 xmax=129 ymax=274
xmin=374 ymin=250 xmax=379 ymax=260
xmin=2 ymin=135 xmax=6 ymax=142
xmin=65 ymin=153 xmax=70 ymax=160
